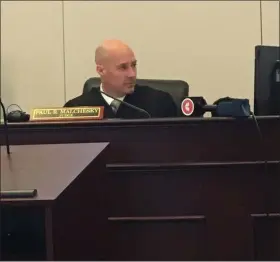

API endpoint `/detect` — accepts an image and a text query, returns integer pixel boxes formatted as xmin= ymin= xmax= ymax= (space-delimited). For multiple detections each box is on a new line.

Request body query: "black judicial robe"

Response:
xmin=64 ymin=85 xmax=178 ymax=119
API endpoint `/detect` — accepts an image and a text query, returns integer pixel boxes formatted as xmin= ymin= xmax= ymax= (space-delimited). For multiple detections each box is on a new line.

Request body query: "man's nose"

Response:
xmin=127 ymin=67 xmax=136 ymax=77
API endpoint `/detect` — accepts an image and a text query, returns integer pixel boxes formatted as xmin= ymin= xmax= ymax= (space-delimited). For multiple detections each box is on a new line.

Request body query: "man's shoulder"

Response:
xmin=133 ymin=84 xmax=178 ymax=117
xmin=64 ymin=88 xmax=99 ymax=107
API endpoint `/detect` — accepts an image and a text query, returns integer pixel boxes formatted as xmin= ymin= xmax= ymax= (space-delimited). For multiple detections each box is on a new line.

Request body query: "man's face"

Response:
xmin=97 ymin=49 xmax=137 ymax=96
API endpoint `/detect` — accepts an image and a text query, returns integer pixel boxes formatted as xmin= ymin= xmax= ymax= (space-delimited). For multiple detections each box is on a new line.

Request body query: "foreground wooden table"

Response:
xmin=1 ymin=116 xmax=280 ymax=260
xmin=1 ymin=143 xmax=109 ymax=260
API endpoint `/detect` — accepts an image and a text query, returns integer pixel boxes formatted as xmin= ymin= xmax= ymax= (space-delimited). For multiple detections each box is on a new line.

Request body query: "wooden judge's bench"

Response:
xmin=0 ymin=116 xmax=280 ymax=260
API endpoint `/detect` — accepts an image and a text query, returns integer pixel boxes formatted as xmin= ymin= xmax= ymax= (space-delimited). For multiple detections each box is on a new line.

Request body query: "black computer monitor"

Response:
xmin=254 ymin=45 xmax=280 ymax=116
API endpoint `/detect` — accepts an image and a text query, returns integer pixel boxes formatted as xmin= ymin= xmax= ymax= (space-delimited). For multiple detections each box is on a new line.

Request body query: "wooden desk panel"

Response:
xmin=0 ymin=116 xmax=280 ymax=163
xmin=1 ymin=117 xmax=279 ymax=260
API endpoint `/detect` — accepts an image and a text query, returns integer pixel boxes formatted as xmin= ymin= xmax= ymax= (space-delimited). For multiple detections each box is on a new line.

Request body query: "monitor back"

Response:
xmin=254 ymin=45 xmax=280 ymax=115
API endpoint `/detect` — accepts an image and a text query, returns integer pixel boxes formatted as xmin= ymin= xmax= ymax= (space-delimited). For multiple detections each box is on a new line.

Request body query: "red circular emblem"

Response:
xmin=181 ymin=98 xmax=194 ymax=116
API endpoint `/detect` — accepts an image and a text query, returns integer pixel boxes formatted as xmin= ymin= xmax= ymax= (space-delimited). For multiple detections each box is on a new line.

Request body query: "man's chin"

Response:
xmin=125 ymin=84 xmax=135 ymax=94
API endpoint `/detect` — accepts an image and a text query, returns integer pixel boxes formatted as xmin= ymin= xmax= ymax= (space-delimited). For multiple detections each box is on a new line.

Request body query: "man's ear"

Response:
xmin=96 ymin=64 xmax=105 ymax=76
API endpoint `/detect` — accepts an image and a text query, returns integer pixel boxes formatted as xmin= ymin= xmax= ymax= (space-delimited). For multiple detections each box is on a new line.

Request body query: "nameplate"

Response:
xmin=30 ymin=107 xmax=104 ymax=121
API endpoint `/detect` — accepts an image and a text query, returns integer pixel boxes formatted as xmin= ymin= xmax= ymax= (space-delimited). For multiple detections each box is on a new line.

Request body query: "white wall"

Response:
xmin=1 ymin=1 xmax=279 ymax=113
xmin=262 ymin=1 xmax=280 ymax=45
xmin=1 ymin=1 xmax=65 ymax=113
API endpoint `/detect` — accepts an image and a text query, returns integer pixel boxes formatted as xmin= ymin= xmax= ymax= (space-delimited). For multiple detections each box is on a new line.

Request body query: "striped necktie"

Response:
xmin=111 ymin=99 xmax=121 ymax=114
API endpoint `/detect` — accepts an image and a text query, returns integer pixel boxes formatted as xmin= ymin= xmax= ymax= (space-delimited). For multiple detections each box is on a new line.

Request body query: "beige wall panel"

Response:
xmin=261 ymin=0 xmax=279 ymax=46
xmin=1 ymin=1 xmax=65 ymax=113
xmin=64 ymin=1 xmax=260 ymax=107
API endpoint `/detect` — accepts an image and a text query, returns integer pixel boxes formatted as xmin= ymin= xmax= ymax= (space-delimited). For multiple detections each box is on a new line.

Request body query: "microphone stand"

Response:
xmin=0 ymin=98 xmax=38 ymax=198
xmin=0 ymin=98 xmax=11 ymax=154
xmin=99 ymin=90 xmax=151 ymax=118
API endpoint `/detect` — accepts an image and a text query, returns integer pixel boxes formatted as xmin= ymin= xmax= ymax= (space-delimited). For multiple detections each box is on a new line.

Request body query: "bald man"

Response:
xmin=64 ymin=40 xmax=178 ymax=119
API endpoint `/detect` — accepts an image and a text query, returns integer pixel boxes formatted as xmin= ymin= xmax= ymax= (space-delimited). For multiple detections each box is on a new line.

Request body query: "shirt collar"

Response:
xmin=100 ymin=84 xmax=125 ymax=105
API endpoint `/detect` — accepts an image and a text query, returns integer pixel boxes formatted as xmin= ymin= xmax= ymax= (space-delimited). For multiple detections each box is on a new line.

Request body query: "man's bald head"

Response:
xmin=95 ymin=39 xmax=134 ymax=65
xmin=95 ymin=39 xmax=137 ymax=97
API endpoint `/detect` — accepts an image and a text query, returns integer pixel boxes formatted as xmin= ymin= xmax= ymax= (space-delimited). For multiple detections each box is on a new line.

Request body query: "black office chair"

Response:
xmin=83 ymin=77 xmax=189 ymax=114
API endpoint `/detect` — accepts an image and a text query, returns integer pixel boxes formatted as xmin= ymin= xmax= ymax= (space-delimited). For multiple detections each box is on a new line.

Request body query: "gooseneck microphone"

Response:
xmin=99 ymin=90 xmax=151 ymax=118
xmin=0 ymin=98 xmax=38 ymax=199
xmin=0 ymin=98 xmax=11 ymax=154
xmin=181 ymin=96 xmax=251 ymax=117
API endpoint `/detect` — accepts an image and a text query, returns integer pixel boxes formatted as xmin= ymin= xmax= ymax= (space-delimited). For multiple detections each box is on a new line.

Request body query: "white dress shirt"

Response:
xmin=100 ymin=84 xmax=125 ymax=106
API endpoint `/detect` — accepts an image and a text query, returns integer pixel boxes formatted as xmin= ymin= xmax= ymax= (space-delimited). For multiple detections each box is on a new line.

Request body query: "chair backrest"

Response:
xmin=83 ymin=77 xmax=189 ymax=112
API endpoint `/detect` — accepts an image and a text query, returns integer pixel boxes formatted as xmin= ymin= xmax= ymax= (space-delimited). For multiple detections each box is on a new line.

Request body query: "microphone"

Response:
xmin=99 ymin=90 xmax=151 ymax=118
xmin=0 ymin=98 xmax=11 ymax=154
xmin=181 ymin=96 xmax=251 ymax=117
xmin=214 ymin=99 xmax=251 ymax=117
